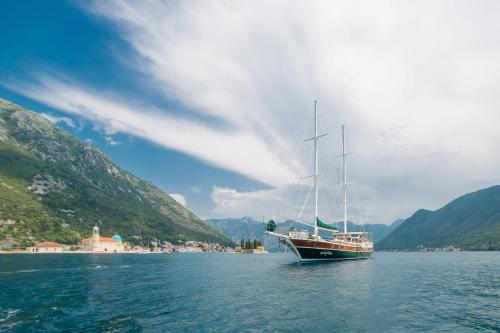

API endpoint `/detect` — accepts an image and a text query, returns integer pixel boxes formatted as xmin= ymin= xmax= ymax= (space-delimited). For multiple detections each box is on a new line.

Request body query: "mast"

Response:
xmin=342 ymin=125 xmax=348 ymax=234
xmin=305 ymin=100 xmax=326 ymax=237
xmin=313 ymin=101 xmax=319 ymax=237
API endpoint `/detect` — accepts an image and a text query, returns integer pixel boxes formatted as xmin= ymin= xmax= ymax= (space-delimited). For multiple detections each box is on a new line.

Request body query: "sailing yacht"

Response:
xmin=265 ymin=101 xmax=373 ymax=262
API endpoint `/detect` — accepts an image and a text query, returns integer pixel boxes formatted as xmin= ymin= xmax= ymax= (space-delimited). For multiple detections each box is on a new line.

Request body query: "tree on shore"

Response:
xmin=240 ymin=239 xmax=263 ymax=249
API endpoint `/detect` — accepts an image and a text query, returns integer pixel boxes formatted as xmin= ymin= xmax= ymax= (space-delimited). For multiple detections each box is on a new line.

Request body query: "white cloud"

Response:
xmin=41 ymin=113 xmax=76 ymax=128
xmin=211 ymin=186 xmax=285 ymax=220
xmin=85 ymin=0 xmax=500 ymax=222
xmin=5 ymin=75 xmax=299 ymax=187
xmin=104 ymin=136 xmax=121 ymax=146
xmin=169 ymin=193 xmax=187 ymax=207
xmin=211 ymin=183 xmax=347 ymax=224
xmin=7 ymin=1 xmax=500 ymax=223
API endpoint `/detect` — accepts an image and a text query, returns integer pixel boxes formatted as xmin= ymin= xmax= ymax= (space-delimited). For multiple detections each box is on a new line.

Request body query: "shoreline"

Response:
xmin=0 ymin=250 xmax=235 ymax=255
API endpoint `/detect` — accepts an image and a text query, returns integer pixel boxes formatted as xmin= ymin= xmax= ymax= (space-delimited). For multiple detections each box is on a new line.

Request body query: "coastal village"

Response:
xmin=14 ymin=226 xmax=238 ymax=254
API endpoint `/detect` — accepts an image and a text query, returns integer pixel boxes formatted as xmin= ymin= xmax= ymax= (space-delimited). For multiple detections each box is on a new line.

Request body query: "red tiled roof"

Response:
xmin=99 ymin=237 xmax=116 ymax=243
xmin=36 ymin=242 xmax=65 ymax=247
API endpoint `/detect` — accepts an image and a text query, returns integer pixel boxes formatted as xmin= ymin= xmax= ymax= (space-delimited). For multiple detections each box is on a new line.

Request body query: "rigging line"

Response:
xmin=324 ymin=148 xmax=339 ymax=226
xmin=318 ymin=107 xmax=337 ymax=225
xmin=353 ymin=184 xmax=366 ymax=233
xmin=292 ymin=106 xmax=315 ymax=173
xmin=352 ymin=184 xmax=359 ymax=225
xmin=293 ymin=132 xmax=315 ymax=228
xmin=322 ymin=162 xmax=335 ymax=225
xmin=295 ymin=219 xmax=315 ymax=227
xmin=330 ymin=132 xmax=342 ymax=230
xmin=316 ymin=105 xmax=330 ymax=140
xmin=296 ymin=182 xmax=314 ymax=222
xmin=268 ymin=105 xmax=314 ymax=228
xmin=291 ymin=160 xmax=311 ymax=230
xmin=332 ymin=182 xmax=338 ymax=228
xmin=318 ymin=106 xmax=338 ymax=228
xmin=291 ymin=183 xmax=303 ymax=230
xmin=331 ymin=186 xmax=338 ymax=226
xmin=334 ymin=161 xmax=341 ymax=230
xmin=288 ymin=109 xmax=316 ymax=230
xmin=333 ymin=166 xmax=340 ymax=227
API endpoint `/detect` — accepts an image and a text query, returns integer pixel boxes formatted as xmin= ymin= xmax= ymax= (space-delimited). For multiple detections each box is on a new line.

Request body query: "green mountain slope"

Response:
xmin=0 ymin=98 xmax=233 ymax=248
xmin=377 ymin=186 xmax=500 ymax=251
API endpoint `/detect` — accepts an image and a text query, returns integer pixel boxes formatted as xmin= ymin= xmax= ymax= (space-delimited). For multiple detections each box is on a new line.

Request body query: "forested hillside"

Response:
xmin=0 ymin=98 xmax=233 ymax=248
xmin=377 ymin=186 xmax=500 ymax=251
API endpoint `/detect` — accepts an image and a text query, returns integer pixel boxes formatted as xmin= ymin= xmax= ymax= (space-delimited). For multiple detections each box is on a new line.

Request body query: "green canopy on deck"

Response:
xmin=316 ymin=217 xmax=337 ymax=231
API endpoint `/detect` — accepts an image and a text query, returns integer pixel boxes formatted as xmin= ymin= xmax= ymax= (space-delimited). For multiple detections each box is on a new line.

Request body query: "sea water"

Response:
xmin=0 ymin=252 xmax=499 ymax=332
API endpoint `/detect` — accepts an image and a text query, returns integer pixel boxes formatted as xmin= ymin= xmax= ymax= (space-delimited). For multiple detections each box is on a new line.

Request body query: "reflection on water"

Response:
xmin=0 ymin=252 xmax=499 ymax=332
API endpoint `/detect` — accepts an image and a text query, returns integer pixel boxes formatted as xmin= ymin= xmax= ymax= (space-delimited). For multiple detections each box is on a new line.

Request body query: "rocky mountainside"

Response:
xmin=377 ymin=186 xmax=500 ymax=251
xmin=0 ymin=98 xmax=233 ymax=248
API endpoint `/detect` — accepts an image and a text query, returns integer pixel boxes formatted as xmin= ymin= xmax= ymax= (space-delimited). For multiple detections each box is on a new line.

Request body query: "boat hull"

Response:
xmin=296 ymin=246 xmax=371 ymax=261
xmin=286 ymin=238 xmax=372 ymax=262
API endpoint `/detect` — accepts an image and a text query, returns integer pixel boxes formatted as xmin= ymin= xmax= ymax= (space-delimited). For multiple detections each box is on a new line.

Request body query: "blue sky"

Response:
xmin=0 ymin=0 xmax=267 ymax=218
xmin=2 ymin=1 xmax=500 ymax=224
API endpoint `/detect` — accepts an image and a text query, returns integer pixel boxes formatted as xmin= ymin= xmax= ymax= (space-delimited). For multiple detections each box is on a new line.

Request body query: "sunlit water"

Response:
xmin=0 ymin=252 xmax=499 ymax=332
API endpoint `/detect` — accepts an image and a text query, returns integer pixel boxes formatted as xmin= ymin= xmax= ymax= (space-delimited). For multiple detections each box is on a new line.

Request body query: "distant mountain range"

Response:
xmin=208 ymin=185 xmax=500 ymax=252
xmin=206 ymin=217 xmax=403 ymax=252
xmin=377 ymin=186 xmax=500 ymax=251
xmin=0 ymin=98 xmax=233 ymax=248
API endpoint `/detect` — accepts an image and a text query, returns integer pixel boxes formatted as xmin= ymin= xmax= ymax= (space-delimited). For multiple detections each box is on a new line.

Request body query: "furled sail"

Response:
xmin=316 ymin=217 xmax=337 ymax=231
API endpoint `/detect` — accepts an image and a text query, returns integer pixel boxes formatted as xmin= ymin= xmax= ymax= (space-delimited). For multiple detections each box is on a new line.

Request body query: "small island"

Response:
xmin=234 ymin=239 xmax=268 ymax=254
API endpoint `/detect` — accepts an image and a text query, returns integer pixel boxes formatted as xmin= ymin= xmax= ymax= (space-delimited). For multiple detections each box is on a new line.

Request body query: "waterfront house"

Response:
xmin=27 ymin=242 xmax=65 ymax=253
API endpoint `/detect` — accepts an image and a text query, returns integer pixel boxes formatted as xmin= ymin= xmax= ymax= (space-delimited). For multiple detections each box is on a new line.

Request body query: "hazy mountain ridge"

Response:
xmin=0 ymin=98 xmax=233 ymax=248
xmin=206 ymin=217 xmax=402 ymax=252
xmin=377 ymin=186 xmax=500 ymax=251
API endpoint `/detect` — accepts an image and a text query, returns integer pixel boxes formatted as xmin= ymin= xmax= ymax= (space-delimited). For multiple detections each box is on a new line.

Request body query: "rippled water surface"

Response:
xmin=1 ymin=252 xmax=499 ymax=332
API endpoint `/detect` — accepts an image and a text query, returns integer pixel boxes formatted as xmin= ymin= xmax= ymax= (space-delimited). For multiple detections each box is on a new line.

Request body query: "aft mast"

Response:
xmin=313 ymin=101 xmax=319 ymax=237
xmin=342 ymin=125 xmax=348 ymax=234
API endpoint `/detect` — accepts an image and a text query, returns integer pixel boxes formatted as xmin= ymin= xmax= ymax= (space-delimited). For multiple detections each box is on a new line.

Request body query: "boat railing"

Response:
xmin=288 ymin=230 xmax=310 ymax=240
xmin=266 ymin=227 xmax=292 ymax=238
xmin=330 ymin=236 xmax=373 ymax=247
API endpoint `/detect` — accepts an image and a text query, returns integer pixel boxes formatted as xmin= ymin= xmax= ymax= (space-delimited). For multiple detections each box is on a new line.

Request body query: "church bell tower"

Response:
xmin=92 ymin=226 xmax=100 ymax=250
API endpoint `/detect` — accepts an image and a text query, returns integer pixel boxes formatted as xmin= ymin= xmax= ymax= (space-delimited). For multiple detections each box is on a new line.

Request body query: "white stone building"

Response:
xmin=80 ymin=226 xmax=124 ymax=253
xmin=27 ymin=242 xmax=65 ymax=253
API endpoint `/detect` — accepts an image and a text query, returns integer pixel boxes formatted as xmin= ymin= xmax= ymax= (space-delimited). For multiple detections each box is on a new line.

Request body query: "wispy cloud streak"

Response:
xmin=7 ymin=1 xmax=500 ymax=222
xmin=6 ymin=75 xmax=299 ymax=186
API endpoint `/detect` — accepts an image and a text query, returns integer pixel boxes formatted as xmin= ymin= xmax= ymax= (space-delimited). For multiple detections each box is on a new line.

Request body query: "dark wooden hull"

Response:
xmin=287 ymin=238 xmax=372 ymax=262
